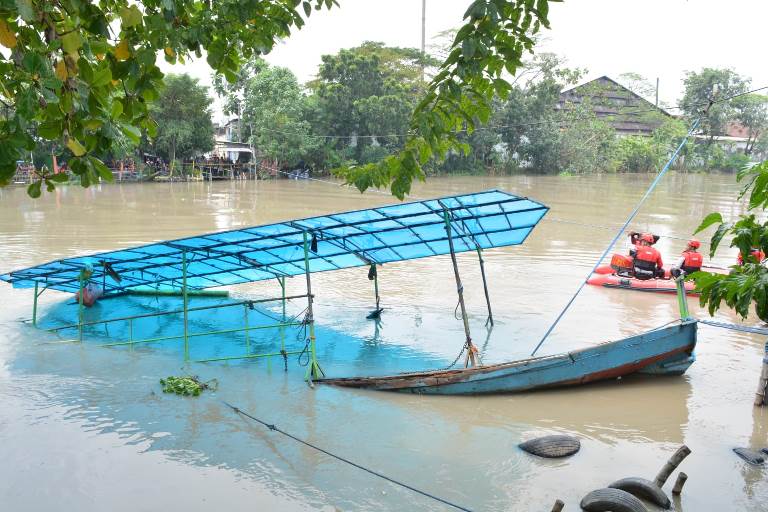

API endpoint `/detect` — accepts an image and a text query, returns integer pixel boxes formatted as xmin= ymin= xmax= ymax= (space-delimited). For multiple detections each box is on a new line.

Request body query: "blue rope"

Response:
xmin=530 ymin=118 xmax=702 ymax=356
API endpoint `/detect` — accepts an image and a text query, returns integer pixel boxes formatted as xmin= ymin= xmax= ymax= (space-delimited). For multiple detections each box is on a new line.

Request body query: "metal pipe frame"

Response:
xmin=302 ymin=231 xmax=324 ymax=382
xmin=46 ymin=294 xmax=311 ymax=332
xmin=97 ymin=321 xmax=303 ymax=348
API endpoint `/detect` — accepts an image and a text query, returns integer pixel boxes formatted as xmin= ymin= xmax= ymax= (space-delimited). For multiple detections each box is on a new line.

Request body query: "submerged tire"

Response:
xmin=733 ymin=447 xmax=765 ymax=466
xmin=519 ymin=435 xmax=580 ymax=458
xmin=580 ymin=488 xmax=648 ymax=512
xmin=609 ymin=477 xmax=670 ymax=509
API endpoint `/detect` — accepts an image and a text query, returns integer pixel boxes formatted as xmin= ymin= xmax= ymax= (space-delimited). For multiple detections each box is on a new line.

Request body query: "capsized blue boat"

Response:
xmin=319 ymin=320 xmax=697 ymax=395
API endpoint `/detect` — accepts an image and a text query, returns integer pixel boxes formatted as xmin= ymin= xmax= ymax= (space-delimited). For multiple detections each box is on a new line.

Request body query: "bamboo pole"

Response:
xmin=443 ymin=209 xmax=478 ymax=367
xmin=476 ymin=247 xmax=493 ymax=326
xmin=654 ymin=445 xmax=691 ymax=487
xmin=672 ymin=472 xmax=688 ymax=495
xmin=755 ymin=342 xmax=768 ymax=406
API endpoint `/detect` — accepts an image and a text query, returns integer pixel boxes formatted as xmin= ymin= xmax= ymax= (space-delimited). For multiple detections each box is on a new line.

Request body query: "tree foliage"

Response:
xmin=144 ymin=73 xmax=213 ymax=171
xmin=693 ymin=160 xmax=768 ymax=319
xmin=732 ymin=93 xmax=768 ymax=155
xmin=681 ymin=68 xmax=748 ymax=140
xmin=334 ymin=0 xmax=554 ymax=198
xmin=242 ymin=64 xmax=318 ymax=169
xmin=0 ymin=0 xmax=338 ymax=195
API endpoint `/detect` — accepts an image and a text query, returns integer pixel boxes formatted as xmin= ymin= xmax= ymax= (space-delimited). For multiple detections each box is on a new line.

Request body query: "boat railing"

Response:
xmin=46 ymin=294 xmax=312 ymax=365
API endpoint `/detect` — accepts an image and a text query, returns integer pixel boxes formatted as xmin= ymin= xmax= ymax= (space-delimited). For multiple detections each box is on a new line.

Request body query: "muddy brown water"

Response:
xmin=0 ymin=174 xmax=766 ymax=511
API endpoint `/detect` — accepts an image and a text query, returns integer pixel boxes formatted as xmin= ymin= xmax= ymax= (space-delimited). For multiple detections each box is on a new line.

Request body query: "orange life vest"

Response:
xmin=633 ymin=246 xmax=663 ymax=280
xmin=681 ymin=250 xmax=703 ymax=274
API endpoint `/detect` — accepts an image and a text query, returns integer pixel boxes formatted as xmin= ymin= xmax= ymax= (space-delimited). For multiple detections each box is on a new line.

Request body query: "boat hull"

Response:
xmin=587 ymin=273 xmax=697 ymax=295
xmin=319 ymin=321 xmax=697 ymax=395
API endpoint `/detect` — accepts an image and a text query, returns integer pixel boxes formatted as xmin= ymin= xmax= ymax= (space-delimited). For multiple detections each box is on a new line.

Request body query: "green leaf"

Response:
xmin=89 ymin=156 xmax=114 ymax=182
xmin=120 ymin=123 xmax=141 ymax=144
xmin=15 ymin=0 xmax=35 ymax=22
xmin=302 ymin=1 xmax=311 ymax=17
xmin=61 ymin=32 xmax=82 ymax=55
xmin=66 ymin=138 xmax=87 ymax=156
xmin=49 ymin=173 xmax=70 ymax=183
xmin=120 ymin=5 xmax=143 ymax=28
xmin=694 ymin=212 xmax=723 ymax=234
xmin=710 ymin=221 xmax=733 ymax=258
xmin=27 ymin=180 xmax=41 ymax=198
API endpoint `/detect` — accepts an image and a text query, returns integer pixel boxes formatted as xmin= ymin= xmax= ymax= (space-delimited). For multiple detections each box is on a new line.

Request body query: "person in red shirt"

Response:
xmin=671 ymin=239 xmax=703 ymax=277
xmin=632 ymin=233 xmax=664 ymax=280
xmin=737 ymin=247 xmax=765 ymax=265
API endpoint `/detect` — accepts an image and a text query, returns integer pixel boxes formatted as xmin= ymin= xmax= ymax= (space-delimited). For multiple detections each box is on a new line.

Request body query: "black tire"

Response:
xmin=608 ymin=477 xmax=670 ymax=509
xmin=519 ymin=435 xmax=580 ymax=458
xmin=580 ymin=488 xmax=648 ymax=512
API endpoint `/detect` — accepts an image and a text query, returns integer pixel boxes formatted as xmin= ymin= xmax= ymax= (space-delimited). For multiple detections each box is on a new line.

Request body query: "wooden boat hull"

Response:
xmin=319 ymin=321 xmax=697 ymax=395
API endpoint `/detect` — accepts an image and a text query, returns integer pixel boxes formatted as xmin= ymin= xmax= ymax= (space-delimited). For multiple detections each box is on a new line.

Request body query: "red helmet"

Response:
xmin=641 ymin=233 xmax=655 ymax=244
xmin=687 ymin=239 xmax=701 ymax=249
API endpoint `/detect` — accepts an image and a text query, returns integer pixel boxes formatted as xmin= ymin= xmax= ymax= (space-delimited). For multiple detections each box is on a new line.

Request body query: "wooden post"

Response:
xmin=550 ymin=499 xmax=565 ymax=512
xmin=476 ymin=247 xmax=493 ymax=326
xmin=755 ymin=342 xmax=768 ymax=406
xmin=654 ymin=445 xmax=691 ymax=488
xmin=443 ymin=209 xmax=478 ymax=367
xmin=672 ymin=472 xmax=688 ymax=495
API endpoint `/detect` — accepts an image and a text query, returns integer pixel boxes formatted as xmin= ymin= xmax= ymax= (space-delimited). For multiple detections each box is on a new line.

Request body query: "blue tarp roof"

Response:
xmin=1 ymin=190 xmax=548 ymax=294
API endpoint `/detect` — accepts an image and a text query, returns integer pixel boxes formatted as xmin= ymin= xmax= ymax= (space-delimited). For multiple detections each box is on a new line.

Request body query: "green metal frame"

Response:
xmin=302 ymin=231 xmax=324 ymax=382
xmin=675 ymin=275 xmax=691 ymax=320
xmin=32 ymin=281 xmax=46 ymax=327
xmin=43 ymin=292 xmax=312 ymax=367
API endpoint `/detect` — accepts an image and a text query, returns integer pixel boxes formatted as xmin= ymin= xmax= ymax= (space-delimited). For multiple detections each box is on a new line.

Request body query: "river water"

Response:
xmin=0 ymin=174 xmax=765 ymax=511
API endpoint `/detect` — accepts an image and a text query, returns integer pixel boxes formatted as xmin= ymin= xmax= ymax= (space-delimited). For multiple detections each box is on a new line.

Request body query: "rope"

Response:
xmin=530 ymin=116 xmax=703 ymax=357
xmin=698 ymin=319 xmax=768 ymax=336
xmin=221 ymin=401 xmax=475 ymax=512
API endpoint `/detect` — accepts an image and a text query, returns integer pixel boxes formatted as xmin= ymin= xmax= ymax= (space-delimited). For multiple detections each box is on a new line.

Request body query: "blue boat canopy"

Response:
xmin=1 ymin=190 xmax=548 ymax=294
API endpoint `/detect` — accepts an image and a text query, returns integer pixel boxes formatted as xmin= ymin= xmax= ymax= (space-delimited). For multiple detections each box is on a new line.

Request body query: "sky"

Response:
xmin=160 ymin=0 xmax=768 ymax=122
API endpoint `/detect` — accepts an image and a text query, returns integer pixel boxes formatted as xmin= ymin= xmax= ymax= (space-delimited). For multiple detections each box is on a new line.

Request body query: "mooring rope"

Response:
xmin=698 ymin=319 xmax=768 ymax=336
xmin=221 ymin=401 xmax=475 ymax=512
xmin=530 ymin=116 xmax=703 ymax=356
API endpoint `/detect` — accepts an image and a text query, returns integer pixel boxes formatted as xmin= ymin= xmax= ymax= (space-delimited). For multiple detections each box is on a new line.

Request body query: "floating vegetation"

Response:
xmin=160 ymin=375 xmax=218 ymax=396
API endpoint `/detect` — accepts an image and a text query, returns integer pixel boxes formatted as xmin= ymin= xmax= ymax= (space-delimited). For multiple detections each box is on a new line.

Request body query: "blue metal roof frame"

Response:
xmin=0 ymin=190 xmax=548 ymax=294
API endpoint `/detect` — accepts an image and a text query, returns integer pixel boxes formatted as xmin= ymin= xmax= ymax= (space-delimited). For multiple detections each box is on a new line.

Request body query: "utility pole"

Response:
xmin=421 ymin=0 xmax=426 ymax=82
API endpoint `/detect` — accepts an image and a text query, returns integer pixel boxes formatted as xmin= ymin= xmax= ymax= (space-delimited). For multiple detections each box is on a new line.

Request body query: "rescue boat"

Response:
xmin=587 ymin=273 xmax=697 ymax=295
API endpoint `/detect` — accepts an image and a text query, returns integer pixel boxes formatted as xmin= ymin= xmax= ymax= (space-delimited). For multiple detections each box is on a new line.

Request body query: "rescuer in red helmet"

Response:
xmin=737 ymin=247 xmax=766 ymax=265
xmin=632 ymin=233 xmax=664 ymax=279
xmin=671 ymin=239 xmax=703 ymax=277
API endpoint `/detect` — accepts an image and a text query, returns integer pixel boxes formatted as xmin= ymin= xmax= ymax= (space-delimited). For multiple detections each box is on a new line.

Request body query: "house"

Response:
xmin=211 ymin=117 xmax=252 ymax=163
xmin=557 ymin=76 xmax=672 ymax=136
